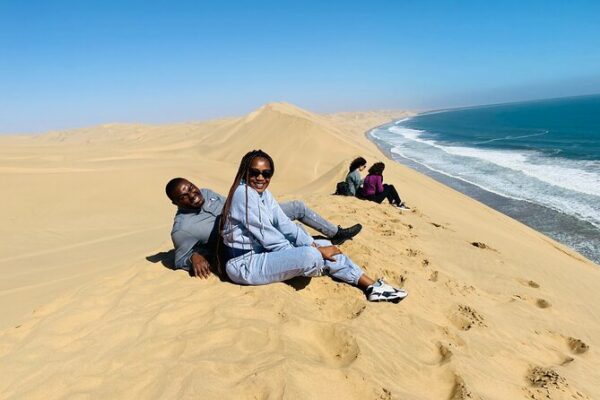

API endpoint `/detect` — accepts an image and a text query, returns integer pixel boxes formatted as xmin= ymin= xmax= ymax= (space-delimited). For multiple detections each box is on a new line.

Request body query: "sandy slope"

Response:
xmin=1 ymin=103 xmax=599 ymax=399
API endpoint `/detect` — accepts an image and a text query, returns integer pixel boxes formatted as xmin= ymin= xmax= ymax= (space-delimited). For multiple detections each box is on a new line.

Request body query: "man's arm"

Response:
xmin=269 ymin=195 xmax=314 ymax=247
xmin=172 ymin=230 xmax=213 ymax=278
xmin=172 ymin=228 xmax=210 ymax=263
xmin=190 ymin=252 xmax=211 ymax=279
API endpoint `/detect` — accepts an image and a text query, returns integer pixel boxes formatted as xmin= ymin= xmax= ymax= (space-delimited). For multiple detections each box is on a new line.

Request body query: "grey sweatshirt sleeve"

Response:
xmin=270 ymin=196 xmax=314 ymax=247
xmin=172 ymin=230 xmax=214 ymax=270
xmin=172 ymin=229 xmax=197 ymax=270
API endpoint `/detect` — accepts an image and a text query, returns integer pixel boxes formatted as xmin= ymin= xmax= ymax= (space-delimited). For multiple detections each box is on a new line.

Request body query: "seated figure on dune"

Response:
xmin=345 ymin=157 xmax=367 ymax=197
xmin=361 ymin=162 xmax=409 ymax=210
xmin=220 ymin=149 xmax=408 ymax=303
xmin=166 ymin=177 xmax=362 ymax=278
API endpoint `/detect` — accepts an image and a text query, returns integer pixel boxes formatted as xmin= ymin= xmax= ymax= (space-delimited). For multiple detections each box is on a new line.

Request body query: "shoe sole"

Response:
xmin=368 ymin=293 xmax=408 ymax=303
xmin=369 ymin=296 xmax=403 ymax=304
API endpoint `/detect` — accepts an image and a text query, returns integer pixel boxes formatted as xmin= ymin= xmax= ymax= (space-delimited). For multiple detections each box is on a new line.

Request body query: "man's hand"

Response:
xmin=317 ymin=245 xmax=341 ymax=262
xmin=191 ymin=253 xmax=211 ymax=279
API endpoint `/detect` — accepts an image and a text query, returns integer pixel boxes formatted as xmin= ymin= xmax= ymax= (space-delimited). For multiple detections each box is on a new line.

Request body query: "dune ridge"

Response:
xmin=1 ymin=103 xmax=599 ymax=399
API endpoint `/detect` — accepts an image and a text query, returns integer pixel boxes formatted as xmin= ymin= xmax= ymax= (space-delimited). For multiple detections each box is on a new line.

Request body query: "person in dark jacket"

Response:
xmin=361 ymin=162 xmax=408 ymax=209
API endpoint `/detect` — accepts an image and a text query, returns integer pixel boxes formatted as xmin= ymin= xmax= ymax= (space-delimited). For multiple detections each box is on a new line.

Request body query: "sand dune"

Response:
xmin=1 ymin=103 xmax=599 ymax=399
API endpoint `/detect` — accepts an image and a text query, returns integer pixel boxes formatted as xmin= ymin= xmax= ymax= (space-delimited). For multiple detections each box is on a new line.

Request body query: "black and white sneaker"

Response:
xmin=366 ymin=278 xmax=408 ymax=303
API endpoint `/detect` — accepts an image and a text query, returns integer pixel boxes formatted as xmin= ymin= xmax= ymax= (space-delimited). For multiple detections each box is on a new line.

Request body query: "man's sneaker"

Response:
xmin=366 ymin=278 xmax=408 ymax=303
xmin=330 ymin=223 xmax=362 ymax=245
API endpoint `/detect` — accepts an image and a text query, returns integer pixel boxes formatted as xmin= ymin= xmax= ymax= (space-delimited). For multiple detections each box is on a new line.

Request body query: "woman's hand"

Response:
xmin=317 ymin=245 xmax=342 ymax=262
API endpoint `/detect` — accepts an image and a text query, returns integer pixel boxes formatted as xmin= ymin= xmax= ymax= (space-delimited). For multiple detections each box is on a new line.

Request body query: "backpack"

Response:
xmin=334 ymin=181 xmax=351 ymax=196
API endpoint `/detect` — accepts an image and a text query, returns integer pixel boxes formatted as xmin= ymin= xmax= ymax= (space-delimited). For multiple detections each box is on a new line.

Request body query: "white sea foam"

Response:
xmin=474 ymin=130 xmax=548 ymax=145
xmin=441 ymin=146 xmax=600 ymax=196
xmin=373 ymin=124 xmax=600 ymax=228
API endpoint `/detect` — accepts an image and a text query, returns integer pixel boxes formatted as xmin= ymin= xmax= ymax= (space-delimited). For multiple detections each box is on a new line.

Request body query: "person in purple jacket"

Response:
xmin=361 ymin=162 xmax=409 ymax=209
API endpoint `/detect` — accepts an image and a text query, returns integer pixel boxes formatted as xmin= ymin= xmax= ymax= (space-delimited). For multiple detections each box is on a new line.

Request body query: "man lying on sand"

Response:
xmin=166 ymin=178 xmax=363 ymax=278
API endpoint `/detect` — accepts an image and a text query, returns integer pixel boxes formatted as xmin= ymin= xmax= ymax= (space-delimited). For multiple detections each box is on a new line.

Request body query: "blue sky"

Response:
xmin=1 ymin=0 xmax=600 ymax=133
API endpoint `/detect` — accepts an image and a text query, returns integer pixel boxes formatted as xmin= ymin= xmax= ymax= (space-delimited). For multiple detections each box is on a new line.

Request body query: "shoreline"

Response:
xmin=365 ymin=119 xmax=600 ymax=265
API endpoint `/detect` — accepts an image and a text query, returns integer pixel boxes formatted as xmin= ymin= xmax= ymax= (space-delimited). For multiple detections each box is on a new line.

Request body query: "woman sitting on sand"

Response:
xmin=220 ymin=149 xmax=407 ymax=303
xmin=345 ymin=157 xmax=367 ymax=197
xmin=361 ymin=162 xmax=408 ymax=209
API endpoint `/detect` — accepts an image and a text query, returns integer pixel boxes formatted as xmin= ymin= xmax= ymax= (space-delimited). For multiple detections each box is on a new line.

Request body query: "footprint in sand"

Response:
xmin=543 ymin=331 xmax=590 ymax=360
xmin=323 ymin=326 xmax=360 ymax=367
xmin=517 ymin=278 xmax=541 ymax=289
xmin=567 ymin=337 xmax=589 ymax=354
xmin=449 ymin=305 xmax=486 ymax=331
xmin=438 ymin=342 xmax=453 ymax=364
xmin=524 ymin=366 xmax=589 ymax=400
xmin=535 ymin=298 xmax=551 ymax=309
xmin=284 ymin=323 xmax=360 ymax=368
xmin=375 ymin=222 xmax=395 ymax=236
xmin=345 ymin=301 xmax=367 ymax=320
xmin=510 ymin=294 xmax=551 ymax=310
xmin=528 ymin=366 xmax=564 ymax=388
xmin=381 ymin=268 xmax=408 ymax=285
xmin=450 ymin=374 xmax=476 ymax=400
xmin=443 ymin=279 xmax=476 ymax=297
xmin=378 ymin=387 xmax=392 ymax=400
xmin=429 ymin=270 xmax=439 ymax=282
xmin=405 ymin=248 xmax=421 ymax=257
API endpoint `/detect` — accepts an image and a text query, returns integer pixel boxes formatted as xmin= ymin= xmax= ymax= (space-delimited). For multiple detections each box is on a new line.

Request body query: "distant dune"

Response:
xmin=0 ymin=104 xmax=598 ymax=399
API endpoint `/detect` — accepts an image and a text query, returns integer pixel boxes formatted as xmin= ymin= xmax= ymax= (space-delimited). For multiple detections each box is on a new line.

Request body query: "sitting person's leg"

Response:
xmin=279 ymin=200 xmax=362 ymax=244
xmin=313 ymin=239 xmax=364 ymax=285
xmin=225 ymin=247 xmax=325 ymax=285
xmin=226 ymin=243 xmax=408 ymax=302
xmin=364 ymin=191 xmax=388 ymax=204
xmin=313 ymin=239 xmax=408 ymax=302
xmin=382 ymin=184 xmax=402 ymax=205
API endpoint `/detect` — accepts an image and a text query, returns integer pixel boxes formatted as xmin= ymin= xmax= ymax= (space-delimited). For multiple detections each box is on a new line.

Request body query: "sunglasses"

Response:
xmin=248 ymin=168 xmax=273 ymax=179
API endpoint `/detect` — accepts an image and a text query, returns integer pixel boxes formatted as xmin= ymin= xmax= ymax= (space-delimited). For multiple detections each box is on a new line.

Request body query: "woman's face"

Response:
xmin=247 ymin=157 xmax=272 ymax=193
xmin=359 ymin=164 xmax=366 ymax=171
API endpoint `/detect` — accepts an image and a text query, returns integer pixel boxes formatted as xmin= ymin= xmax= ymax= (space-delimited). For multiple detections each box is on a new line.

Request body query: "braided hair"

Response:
xmin=217 ymin=149 xmax=275 ymax=275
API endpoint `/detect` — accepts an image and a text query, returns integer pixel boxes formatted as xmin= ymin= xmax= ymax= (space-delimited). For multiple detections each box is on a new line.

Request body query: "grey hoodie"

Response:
xmin=222 ymin=184 xmax=314 ymax=253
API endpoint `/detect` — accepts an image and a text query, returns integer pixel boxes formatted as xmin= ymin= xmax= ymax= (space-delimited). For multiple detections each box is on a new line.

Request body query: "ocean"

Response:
xmin=369 ymin=94 xmax=600 ymax=264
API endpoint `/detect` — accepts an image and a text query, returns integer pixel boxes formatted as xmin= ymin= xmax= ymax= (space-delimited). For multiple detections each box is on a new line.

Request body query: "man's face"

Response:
xmin=172 ymin=180 xmax=204 ymax=209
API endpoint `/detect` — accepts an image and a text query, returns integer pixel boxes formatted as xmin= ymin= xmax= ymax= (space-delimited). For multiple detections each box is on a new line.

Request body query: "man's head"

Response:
xmin=165 ymin=178 xmax=204 ymax=209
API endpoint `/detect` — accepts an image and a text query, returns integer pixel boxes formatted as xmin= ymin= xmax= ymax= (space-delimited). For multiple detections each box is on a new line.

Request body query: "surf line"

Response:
xmin=474 ymin=130 xmax=548 ymax=145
